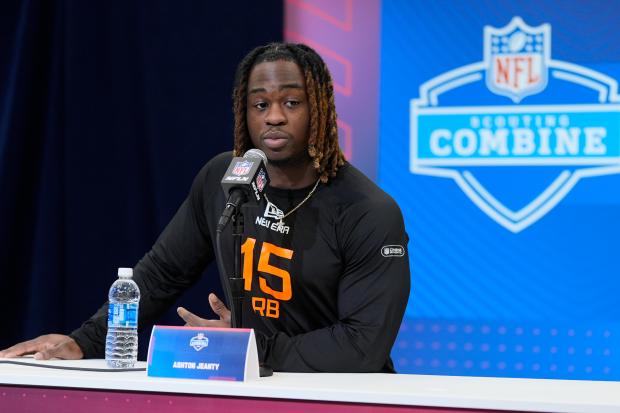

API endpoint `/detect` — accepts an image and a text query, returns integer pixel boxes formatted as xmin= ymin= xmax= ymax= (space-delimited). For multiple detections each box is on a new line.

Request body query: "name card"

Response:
xmin=146 ymin=326 xmax=259 ymax=381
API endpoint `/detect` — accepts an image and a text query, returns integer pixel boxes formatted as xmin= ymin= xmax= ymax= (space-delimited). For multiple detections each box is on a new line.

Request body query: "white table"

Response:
xmin=1 ymin=359 xmax=619 ymax=413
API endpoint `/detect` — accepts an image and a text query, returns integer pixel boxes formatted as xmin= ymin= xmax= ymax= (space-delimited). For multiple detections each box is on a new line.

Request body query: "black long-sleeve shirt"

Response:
xmin=70 ymin=152 xmax=410 ymax=372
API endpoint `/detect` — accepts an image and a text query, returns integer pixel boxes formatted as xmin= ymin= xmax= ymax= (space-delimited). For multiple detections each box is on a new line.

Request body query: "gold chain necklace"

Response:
xmin=264 ymin=178 xmax=321 ymax=225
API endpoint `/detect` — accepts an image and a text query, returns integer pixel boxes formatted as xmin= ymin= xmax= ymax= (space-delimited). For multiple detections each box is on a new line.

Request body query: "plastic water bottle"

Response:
xmin=105 ymin=267 xmax=140 ymax=368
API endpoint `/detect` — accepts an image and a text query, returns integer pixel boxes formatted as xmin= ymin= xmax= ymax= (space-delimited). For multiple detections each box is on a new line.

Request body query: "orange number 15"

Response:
xmin=240 ymin=238 xmax=293 ymax=301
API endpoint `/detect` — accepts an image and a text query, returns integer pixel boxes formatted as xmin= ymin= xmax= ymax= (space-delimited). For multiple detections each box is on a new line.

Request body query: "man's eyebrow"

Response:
xmin=248 ymin=87 xmax=266 ymax=94
xmin=248 ymin=83 xmax=304 ymax=94
xmin=279 ymin=83 xmax=304 ymax=91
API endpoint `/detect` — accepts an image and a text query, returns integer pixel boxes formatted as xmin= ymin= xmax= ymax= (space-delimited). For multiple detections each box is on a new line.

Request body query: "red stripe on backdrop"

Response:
xmin=284 ymin=0 xmax=382 ymax=179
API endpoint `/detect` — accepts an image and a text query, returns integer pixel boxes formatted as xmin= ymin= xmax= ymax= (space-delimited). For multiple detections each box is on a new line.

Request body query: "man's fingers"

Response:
xmin=177 ymin=305 xmax=230 ymax=328
xmin=34 ymin=344 xmax=63 ymax=360
xmin=208 ymin=294 xmax=231 ymax=320
xmin=0 ymin=339 xmax=43 ymax=358
xmin=33 ymin=345 xmax=66 ymax=360
xmin=34 ymin=339 xmax=83 ymax=360
xmin=0 ymin=335 xmax=82 ymax=360
xmin=33 ymin=350 xmax=53 ymax=360
xmin=0 ymin=345 xmax=25 ymax=358
xmin=177 ymin=306 xmax=203 ymax=327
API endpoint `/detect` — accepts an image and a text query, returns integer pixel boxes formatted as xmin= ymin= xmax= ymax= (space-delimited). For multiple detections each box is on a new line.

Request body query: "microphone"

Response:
xmin=217 ymin=149 xmax=270 ymax=232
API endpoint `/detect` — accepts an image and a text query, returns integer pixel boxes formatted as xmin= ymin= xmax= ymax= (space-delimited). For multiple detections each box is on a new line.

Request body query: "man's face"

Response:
xmin=246 ymin=60 xmax=310 ymax=166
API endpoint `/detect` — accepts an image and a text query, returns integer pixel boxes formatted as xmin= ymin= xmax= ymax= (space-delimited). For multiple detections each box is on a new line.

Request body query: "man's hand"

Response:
xmin=177 ymin=293 xmax=231 ymax=328
xmin=0 ymin=334 xmax=84 ymax=360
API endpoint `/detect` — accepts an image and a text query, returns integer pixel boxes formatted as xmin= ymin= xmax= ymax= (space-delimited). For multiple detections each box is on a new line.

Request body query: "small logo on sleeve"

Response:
xmin=381 ymin=245 xmax=405 ymax=257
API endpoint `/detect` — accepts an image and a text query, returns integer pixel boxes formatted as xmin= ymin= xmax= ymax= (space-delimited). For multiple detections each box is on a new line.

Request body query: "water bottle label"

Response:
xmin=108 ymin=303 xmax=138 ymax=328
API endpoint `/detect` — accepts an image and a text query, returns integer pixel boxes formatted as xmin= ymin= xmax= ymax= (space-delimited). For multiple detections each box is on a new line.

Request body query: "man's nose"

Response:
xmin=265 ymin=104 xmax=286 ymax=125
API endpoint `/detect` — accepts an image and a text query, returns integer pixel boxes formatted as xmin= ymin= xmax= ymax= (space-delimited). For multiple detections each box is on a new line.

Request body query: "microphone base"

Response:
xmin=259 ymin=364 xmax=273 ymax=377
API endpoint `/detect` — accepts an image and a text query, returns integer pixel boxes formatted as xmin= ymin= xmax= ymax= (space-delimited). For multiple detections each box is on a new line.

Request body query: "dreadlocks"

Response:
xmin=232 ymin=43 xmax=345 ymax=183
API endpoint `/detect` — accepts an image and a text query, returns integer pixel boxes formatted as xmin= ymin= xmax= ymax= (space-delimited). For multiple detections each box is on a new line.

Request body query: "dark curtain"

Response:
xmin=0 ymin=0 xmax=283 ymax=358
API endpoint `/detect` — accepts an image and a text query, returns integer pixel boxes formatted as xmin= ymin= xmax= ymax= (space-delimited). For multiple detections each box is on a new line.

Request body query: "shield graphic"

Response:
xmin=255 ymin=169 xmax=267 ymax=192
xmin=484 ymin=17 xmax=550 ymax=103
xmin=410 ymin=16 xmax=620 ymax=233
xmin=189 ymin=333 xmax=209 ymax=351
xmin=232 ymin=160 xmax=252 ymax=176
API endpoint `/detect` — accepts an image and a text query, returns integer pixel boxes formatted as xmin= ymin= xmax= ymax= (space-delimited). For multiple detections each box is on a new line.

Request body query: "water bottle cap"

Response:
xmin=118 ymin=267 xmax=133 ymax=278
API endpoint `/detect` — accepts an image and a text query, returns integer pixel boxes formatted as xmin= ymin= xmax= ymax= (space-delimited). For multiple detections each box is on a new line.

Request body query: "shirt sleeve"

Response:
xmin=257 ymin=199 xmax=411 ymax=372
xmin=69 ymin=163 xmax=215 ymax=358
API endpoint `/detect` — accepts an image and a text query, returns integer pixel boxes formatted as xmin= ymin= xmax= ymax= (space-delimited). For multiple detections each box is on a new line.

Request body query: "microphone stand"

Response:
xmin=220 ymin=206 xmax=273 ymax=378
xmin=230 ymin=210 xmax=244 ymax=329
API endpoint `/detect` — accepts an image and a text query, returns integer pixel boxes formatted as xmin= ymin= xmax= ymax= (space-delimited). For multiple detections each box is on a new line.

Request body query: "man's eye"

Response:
xmin=285 ymin=100 xmax=300 ymax=108
xmin=254 ymin=102 xmax=268 ymax=110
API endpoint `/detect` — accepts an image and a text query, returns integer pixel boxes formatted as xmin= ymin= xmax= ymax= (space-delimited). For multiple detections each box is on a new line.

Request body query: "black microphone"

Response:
xmin=217 ymin=149 xmax=270 ymax=232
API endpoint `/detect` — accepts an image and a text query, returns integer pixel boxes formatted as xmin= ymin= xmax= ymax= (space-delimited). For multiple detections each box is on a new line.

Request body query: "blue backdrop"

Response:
xmin=381 ymin=0 xmax=620 ymax=380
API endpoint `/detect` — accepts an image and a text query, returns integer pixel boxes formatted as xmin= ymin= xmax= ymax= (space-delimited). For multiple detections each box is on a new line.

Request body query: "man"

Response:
xmin=0 ymin=43 xmax=410 ymax=372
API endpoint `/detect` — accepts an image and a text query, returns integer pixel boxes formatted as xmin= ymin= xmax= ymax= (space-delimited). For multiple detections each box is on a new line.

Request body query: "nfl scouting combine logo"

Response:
xmin=189 ymin=333 xmax=209 ymax=351
xmin=410 ymin=17 xmax=620 ymax=232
